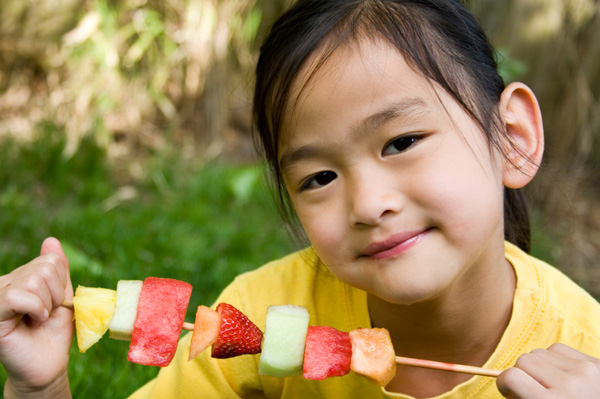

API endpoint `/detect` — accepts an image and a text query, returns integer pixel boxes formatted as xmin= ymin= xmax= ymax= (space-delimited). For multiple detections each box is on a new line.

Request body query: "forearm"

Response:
xmin=4 ymin=373 xmax=72 ymax=399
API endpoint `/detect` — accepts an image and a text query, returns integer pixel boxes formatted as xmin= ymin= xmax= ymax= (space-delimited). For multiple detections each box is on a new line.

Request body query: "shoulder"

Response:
xmin=506 ymin=242 xmax=600 ymax=354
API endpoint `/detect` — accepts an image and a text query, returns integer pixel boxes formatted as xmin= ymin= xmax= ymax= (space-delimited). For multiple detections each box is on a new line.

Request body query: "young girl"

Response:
xmin=1 ymin=0 xmax=600 ymax=398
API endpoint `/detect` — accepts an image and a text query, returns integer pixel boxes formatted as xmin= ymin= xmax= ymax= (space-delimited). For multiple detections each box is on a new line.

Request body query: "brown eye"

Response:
xmin=382 ymin=136 xmax=420 ymax=156
xmin=301 ymin=171 xmax=337 ymax=191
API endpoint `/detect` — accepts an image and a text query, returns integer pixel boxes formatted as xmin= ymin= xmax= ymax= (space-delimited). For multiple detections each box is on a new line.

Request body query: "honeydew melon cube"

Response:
xmin=108 ymin=280 xmax=143 ymax=340
xmin=258 ymin=305 xmax=309 ymax=377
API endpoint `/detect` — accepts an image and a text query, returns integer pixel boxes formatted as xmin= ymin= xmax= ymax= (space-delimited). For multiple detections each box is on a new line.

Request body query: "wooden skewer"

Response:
xmin=395 ymin=356 xmax=502 ymax=377
xmin=63 ymin=300 xmax=501 ymax=376
xmin=61 ymin=300 xmax=194 ymax=331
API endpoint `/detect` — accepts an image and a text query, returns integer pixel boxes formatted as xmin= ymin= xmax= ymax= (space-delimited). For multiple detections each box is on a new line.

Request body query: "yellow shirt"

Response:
xmin=129 ymin=242 xmax=600 ymax=398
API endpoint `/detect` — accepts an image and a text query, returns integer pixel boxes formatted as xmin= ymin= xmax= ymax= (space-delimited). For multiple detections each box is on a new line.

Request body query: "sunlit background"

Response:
xmin=0 ymin=0 xmax=598 ymax=396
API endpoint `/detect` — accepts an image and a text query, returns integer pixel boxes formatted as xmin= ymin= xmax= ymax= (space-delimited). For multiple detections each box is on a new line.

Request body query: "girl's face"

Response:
xmin=279 ymin=39 xmax=508 ymax=305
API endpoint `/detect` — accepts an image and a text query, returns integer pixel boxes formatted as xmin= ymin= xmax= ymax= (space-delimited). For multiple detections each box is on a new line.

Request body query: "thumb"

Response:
xmin=40 ymin=237 xmax=73 ymax=298
xmin=40 ymin=237 xmax=66 ymax=260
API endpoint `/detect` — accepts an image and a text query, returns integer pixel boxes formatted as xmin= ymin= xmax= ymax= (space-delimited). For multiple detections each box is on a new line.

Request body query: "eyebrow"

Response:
xmin=279 ymin=97 xmax=429 ymax=172
xmin=356 ymin=97 xmax=429 ymax=135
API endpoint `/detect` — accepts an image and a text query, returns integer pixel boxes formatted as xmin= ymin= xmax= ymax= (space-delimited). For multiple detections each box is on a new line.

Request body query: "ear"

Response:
xmin=499 ymin=82 xmax=544 ymax=189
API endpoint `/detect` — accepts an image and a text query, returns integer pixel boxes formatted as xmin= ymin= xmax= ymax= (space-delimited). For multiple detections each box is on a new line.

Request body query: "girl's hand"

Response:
xmin=497 ymin=343 xmax=600 ymax=398
xmin=0 ymin=237 xmax=73 ymax=398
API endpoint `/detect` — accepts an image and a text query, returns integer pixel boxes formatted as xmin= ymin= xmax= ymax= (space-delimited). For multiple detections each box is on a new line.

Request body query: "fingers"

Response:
xmin=497 ymin=366 xmax=544 ymax=398
xmin=40 ymin=237 xmax=69 ymax=283
xmin=0 ymin=239 xmax=71 ymax=325
xmin=41 ymin=237 xmax=74 ymax=300
xmin=40 ymin=237 xmax=68 ymax=267
xmin=497 ymin=350 xmax=558 ymax=398
xmin=25 ymin=253 xmax=68 ymax=310
xmin=1 ymin=289 xmax=50 ymax=323
xmin=497 ymin=345 xmax=600 ymax=398
xmin=548 ymin=342 xmax=600 ymax=363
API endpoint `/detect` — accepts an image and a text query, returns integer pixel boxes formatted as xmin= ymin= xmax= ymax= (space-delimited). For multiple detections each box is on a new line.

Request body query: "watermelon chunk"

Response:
xmin=128 ymin=277 xmax=192 ymax=367
xmin=349 ymin=328 xmax=396 ymax=386
xmin=303 ymin=326 xmax=352 ymax=380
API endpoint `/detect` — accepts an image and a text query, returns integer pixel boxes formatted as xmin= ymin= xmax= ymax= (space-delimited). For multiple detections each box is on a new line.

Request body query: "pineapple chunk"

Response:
xmin=73 ymin=286 xmax=117 ymax=353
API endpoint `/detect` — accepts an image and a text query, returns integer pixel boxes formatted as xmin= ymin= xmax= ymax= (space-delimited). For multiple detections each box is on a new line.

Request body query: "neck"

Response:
xmin=368 ymin=254 xmax=516 ymax=397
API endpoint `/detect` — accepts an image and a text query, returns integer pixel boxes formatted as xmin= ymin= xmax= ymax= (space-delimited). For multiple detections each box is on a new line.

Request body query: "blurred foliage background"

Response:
xmin=0 ymin=0 xmax=599 ymax=397
xmin=470 ymin=0 xmax=600 ymax=298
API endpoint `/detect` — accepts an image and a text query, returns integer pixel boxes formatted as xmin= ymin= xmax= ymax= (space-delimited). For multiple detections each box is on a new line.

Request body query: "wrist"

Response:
xmin=4 ymin=372 xmax=71 ymax=399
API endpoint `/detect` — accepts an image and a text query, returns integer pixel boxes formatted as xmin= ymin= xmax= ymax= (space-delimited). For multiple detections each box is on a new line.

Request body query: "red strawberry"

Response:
xmin=211 ymin=303 xmax=263 ymax=359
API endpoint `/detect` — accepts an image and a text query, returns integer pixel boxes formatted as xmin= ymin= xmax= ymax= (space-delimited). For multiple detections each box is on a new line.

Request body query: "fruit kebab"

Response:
xmin=62 ymin=278 xmax=502 ymax=386
xmin=65 ymin=278 xmax=193 ymax=367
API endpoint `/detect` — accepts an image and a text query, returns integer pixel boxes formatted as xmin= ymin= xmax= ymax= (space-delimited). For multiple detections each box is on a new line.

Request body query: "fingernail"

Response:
xmin=43 ymin=308 xmax=49 ymax=320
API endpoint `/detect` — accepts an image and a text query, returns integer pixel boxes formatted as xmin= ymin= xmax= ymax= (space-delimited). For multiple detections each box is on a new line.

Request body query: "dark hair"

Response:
xmin=253 ymin=0 xmax=531 ymax=252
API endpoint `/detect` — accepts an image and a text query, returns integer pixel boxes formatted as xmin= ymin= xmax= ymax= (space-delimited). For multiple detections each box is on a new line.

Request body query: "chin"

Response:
xmin=380 ymin=294 xmax=432 ymax=306
xmin=372 ymin=282 xmax=443 ymax=306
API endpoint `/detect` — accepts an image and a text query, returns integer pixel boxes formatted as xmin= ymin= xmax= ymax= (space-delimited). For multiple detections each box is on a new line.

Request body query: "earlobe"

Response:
xmin=499 ymin=82 xmax=545 ymax=189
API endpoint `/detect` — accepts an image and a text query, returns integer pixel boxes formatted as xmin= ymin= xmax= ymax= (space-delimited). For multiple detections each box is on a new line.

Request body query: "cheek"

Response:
xmin=419 ymin=146 xmax=505 ymax=236
xmin=303 ymin=217 xmax=342 ymax=257
xmin=296 ymin=207 xmax=359 ymax=280
xmin=294 ymin=200 xmax=345 ymax=254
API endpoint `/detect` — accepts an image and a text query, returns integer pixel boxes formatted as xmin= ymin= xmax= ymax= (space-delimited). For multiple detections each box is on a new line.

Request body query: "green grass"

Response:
xmin=0 ymin=127 xmax=298 ymax=398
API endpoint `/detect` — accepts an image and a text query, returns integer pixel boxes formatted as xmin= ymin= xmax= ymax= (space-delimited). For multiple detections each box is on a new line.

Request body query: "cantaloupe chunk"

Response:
xmin=188 ymin=305 xmax=221 ymax=360
xmin=258 ymin=305 xmax=309 ymax=377
xmin=109 ymin=280 xmax=143 ymax=340
xmin=72 ymin=286 xmax=117 ymax=353
xmin=349 ymin=328 xmax=396 ymax=386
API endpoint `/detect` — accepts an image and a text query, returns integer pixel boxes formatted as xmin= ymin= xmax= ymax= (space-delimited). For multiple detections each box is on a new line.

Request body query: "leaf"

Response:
xmin=61 ymin=241 xmax=104 ymax=276
xmin=229 ymin=167 xmax=260 ymax=203
xmin=243 ymin=7 xmax=262 ymax=44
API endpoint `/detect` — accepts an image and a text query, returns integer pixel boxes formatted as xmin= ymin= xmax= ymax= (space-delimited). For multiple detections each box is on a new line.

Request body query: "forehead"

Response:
xmin=279 ymin=38 xmax=439 ymax=148
xmin=288 ymin=37 xmax=417 ymax=108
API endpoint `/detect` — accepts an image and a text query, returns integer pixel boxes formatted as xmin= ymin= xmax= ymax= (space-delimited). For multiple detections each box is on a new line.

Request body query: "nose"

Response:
xmin=348 ymin=167 xmax=403 ymax=227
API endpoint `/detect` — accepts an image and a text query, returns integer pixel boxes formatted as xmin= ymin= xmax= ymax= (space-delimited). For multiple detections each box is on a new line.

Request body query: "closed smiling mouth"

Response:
xmin=361 ymin=228 xmax=430 ymax=260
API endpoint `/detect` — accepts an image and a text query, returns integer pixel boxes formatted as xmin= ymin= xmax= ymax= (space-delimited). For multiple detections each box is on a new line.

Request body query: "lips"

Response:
xmin=361 ymin=229 xmax=429 ymax=260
